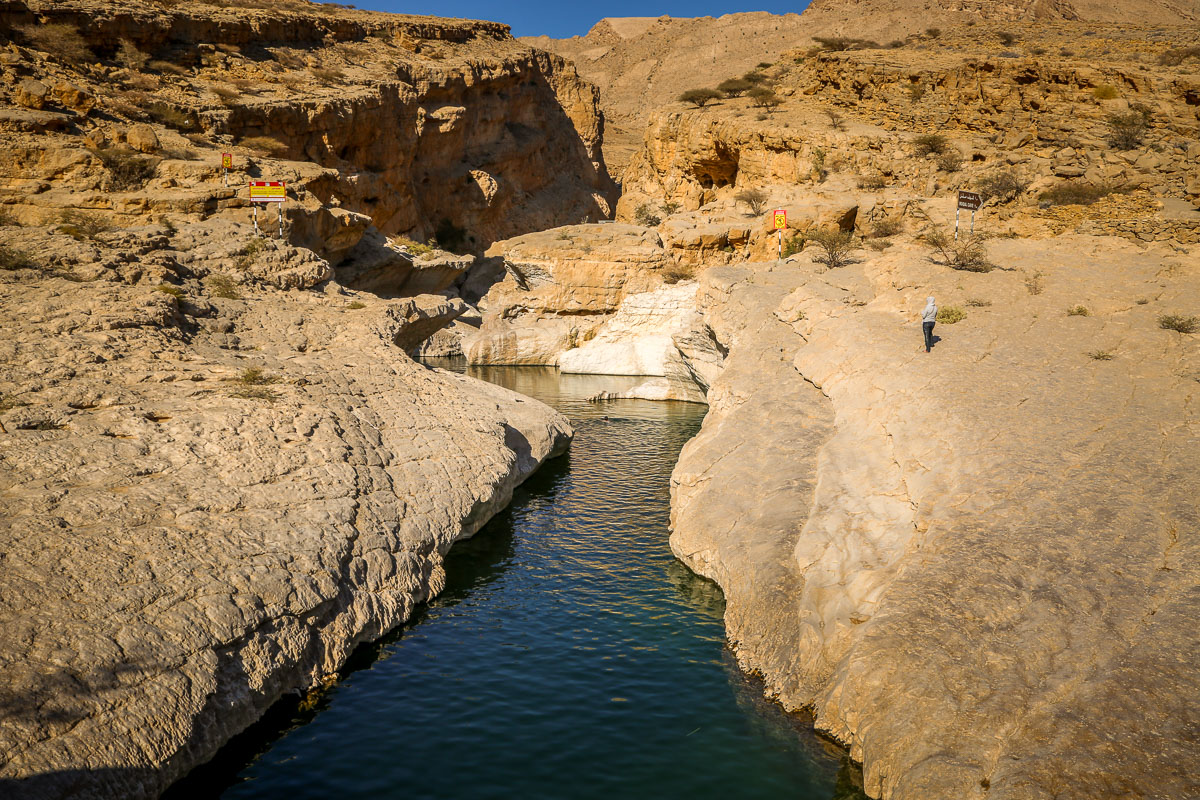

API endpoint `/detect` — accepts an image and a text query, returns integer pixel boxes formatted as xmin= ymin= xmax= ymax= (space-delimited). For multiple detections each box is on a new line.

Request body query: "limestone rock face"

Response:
xmin=0 ymin=1 xmax=618 ymax=252
xmin=465 ymin=224 xmax=671 ymax=366
xmin=0 ymin=224 xmax=572 ymax=800
xmin=337 ymin=231 xmax=473 ymax=297
xmin=671 ymin=238 xmax=1200 ymax=800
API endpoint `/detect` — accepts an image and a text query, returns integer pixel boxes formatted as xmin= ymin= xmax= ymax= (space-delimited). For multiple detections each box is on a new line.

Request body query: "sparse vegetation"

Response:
xmin=662 ymin=201 xmax=681 ymax=215
xmin=718 ymin=78 xmax=753 ymax=97
xmin=978 ymin=170 xmax=1029 ymax=203
xmin=781 ymin=234 xmax=805 ymax=258
xmin=812 ymin=147 xmax=828 ymax=182
xmin=926 ymin=230 xmax=993 ymax=272
xmin=937 ymin=305 xmax=967 ymax=324
xmin=913 ymin=133 xmax=949 ymax=156
xmin=310 ymin=67 xmax=347 ymax=83
xmin=925 ymin=28 xmax=941 ymax=38
xmin=743 ymin=71 xmax=768 ymax=85
xmin=679 ymin=88 xmax=722 ymax=108
xmin=0 ymin=245 xmax=34 ymax=271
xmin=92 ymin=147 xmax=161 ymax=191
xmin=230 ymin=386 xmax=280 ymax=402
xmin=1087 ymin=349 xmax=1116 ymax=360
xmin=661 ymin=264 xmax=695 ymax=284
xmin=965 ymin=298 xmax=992 ymax=307
xmin=1039 ymin=181 xmax=1126 ymax=206
xmin=1024 ymin=270 xmax=1045 ymax=295
xmin=906 ymin=84 xmax=926 ymax=102
xmin=998 ymin=31 xmax=1017 ymax=46
xmin=869 ymin=218 xmax=903 ymax=238
xmin=212 ymin=85 xmax=241 ymax=104
xmin=148 ymin=60 xmax=189 ymax=77
xmin=205 ymin=274 xmax=240 ymax=299
xmin=634 ymin=204 xmax=662 ymax=227
xmin=18 ymin=23 xmax=94 ymax=65
xmin=1158 ymin=314 xmax=1199 ymax=334
xmin=346 ymin=301 xmax=366 ymax=309
xmin=116 ymin=39 xmax=149 ymax=70
xmin=937 ymin=151 xmax=963 ymax=172
xmin=735 ymin=188 xmax=769 ymax=216
xmin=240 ymin=135 xmax=289 ymax=157
xmin=58 ymin=210 xmax=115 ymax=241
xmin=147 ymin=102 xmax=197 ymax=131
xmin=813 ymin=36 xmax=879 ymax=52
xmin=1157 ymin=46 xmax=1200 ymax=66
xmin=1092 ymin=84 xmax=1120 ymax=100
xmin=234 ymin=237 xmax=267 ymax=270
xmin=391 ymin=236 xmax=435 ymax=256
xmin=808 ymin=229 xmax=856 ymax=268
xmin=857 ymin=173 xmax=887 ymax=190
xmin=235 ymin=367 xmax=281 ymax=386
xmin=825 ymin=109 xmax=845 ymax=130
xmin=1066 ymin=305 xmax=1091 ymax=317
xmin=748 ymin=87 xmax=781 ymax=110
xmin=1106 ymin=108 xmax=1150 ymax=150
xmin=155 ymin=284 xmax=184 ymax=298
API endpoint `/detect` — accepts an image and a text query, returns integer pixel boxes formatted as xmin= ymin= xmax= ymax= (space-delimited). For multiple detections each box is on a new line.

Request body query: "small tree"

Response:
xmin=679 ymin=88 xmax=722 ymax=108
xmin=912 ymin=133 xmax=949 ymax=156
xmin=1106 ymin=109 xmax=1149 ymax=150
xmin=749 ymin=87 xmax=782 ymax=110
xmin=718 ymin=78 xmax=753 ymax=97
xmin=735 ymin=188 xmax=768 ymax=216
xmin=825 ymin=109 xmax=845 ymax=130
xmin=925 ymin=230 xmax=993 ymax=272
xmin=808 ymin=229 xmax=856 ymax=268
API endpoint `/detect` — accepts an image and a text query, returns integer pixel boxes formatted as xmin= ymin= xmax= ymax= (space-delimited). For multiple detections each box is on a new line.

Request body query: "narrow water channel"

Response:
xmin=173 ymin=366 xmax=865 ymax=799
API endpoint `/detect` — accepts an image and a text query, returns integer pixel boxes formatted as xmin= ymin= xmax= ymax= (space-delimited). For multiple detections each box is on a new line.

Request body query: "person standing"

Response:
xmin=922 ymin=296 xmax=938 ymax=352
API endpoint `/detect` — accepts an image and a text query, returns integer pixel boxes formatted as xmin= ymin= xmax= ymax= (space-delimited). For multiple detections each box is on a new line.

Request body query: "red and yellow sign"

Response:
xmin=249 ymin=180 xmax=286 ymax=203
xmin=221 ymin=152 xmax=232 ymax=169
xmin=772 ymin=209 xmax=787 ymax=230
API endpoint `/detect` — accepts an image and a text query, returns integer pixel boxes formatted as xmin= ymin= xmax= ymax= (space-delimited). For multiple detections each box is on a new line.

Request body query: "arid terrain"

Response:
xmin=1 ymin=0 xmax=1199 ymax=799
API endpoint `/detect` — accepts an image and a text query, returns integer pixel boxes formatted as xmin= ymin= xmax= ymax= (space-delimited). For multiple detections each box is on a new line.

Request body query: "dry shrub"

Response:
xmin=978 ymin=170 xmax=1028 ymax=203
xmin=634 ymin=204 xmax=662 ymax=227
xmin=116 ymin=39 xmax=149 ymax=70
xmin=1106 ymin=109 xmax=1150 ymax=150
xmin=1158 ymin=314 xmax=1199 ymax=333
xmin=937 ymin=150 xmax=963 ymax=172
xmin=1039 ymin=182 xmax=1126 ymax=206
xmin=1066 ymin=305 xmax=1091 ymax=317
xmin=126 ymin=73 xmax=160 ymax=91
xmin=148 ymin=59 xmax=189 ymax=77
xmin=0 ymin=245 xmax=35 ymax=271
xmin=148 ymin=102 xmax=198 ymax=131
xmin=926 ymin=230 xmax=993 ymax=272
xmin=808 ymin=229 xmax=856 ymax=268
xmin=735 ymin=188 xmax=768 ymax=215
xmin=1092 ymin=84 xmax=1119 ymax=100
xmin=679 ymin=88 xmax=722 ymax=107
xmin=92 ymin=147 xmax=161 ymax=190
xmin=18 ymin=23 xmax=94 ymax=65
xmin=661 ymin=264 xmax=695 ymax=284
xmin=240 ymin=136 xmax=289 ymax=157
xmin=858 ymin=173 xmax=888 ymax=190
xmin=937 ymin=305 xmax=966 ymax=324
xmin=206 ymin=274 xmax=240 ymax=299
xmin=211 ymin=85 xmax=241 ymax=104
xmin=1157 ymin=46 xmax=1200 ymax=66
xmin=1024 ymin=270 xmax=1045 ymax=295
xmin=869 ymin=217 xmax=903 ymax=238
xmin=748 ymin=87 xmax=782 ymax=110
xmin=913 ymin=133 xmax=949 ymax=156
xmin=310 ymin=67 xmax=346 ymax=83
xmin=59 ymin=210 xmax=114 ymax=241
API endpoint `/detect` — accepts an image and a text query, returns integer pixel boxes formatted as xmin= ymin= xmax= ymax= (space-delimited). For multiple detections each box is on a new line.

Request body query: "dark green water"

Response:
xmin=172 ymin=366 xmax=865 ymax=799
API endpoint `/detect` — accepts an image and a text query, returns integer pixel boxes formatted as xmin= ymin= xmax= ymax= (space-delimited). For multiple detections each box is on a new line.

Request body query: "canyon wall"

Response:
xmin=0 ymin=0 xmax=618 ymax=254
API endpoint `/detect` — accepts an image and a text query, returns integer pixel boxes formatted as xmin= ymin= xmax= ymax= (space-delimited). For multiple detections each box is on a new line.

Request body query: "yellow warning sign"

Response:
xmin=772 ymin=209 xmax=786 ymax=230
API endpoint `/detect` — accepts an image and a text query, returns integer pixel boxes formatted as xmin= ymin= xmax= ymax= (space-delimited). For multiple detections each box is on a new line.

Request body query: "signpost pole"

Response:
xmin=277 ymin=202 xmax=283 ymax=239
xmin=971 ymin=209 xmax=976 ymax=236
xmin=778 ymin=229 xmax=782 ymax=260
xmin=253 ymin=204 xmax=259 ymax=237
xmin=955 ymin=206 xmax=960 ymax=241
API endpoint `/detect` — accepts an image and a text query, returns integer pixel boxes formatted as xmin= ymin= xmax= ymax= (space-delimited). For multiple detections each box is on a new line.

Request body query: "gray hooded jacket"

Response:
xmin=922 ymin=297 xmax=938 ymax=324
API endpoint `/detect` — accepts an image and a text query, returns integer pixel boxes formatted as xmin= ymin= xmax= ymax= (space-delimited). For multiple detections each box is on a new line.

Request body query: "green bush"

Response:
xmin=937 ymin=305 xmax=967 ymax=324
xmin=1158 ymin=314 xmax=1199 ymax=333
xmin=679 ymin=88 xmax=722 ymax=107
xmin=391 ymin=236 xmax=434 ymax=256
xmin=718 ymin=78 xmax=753 ymax=97
xmin=748 ymin=87 xmax=782 ymax=110
xmin=781 ymin=234 xmax=805 ymax=258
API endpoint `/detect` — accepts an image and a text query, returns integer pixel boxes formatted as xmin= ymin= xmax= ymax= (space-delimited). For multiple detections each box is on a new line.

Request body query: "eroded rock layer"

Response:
xmin=670 ymin=238 xmax=1200 ymax=800
xmin=0 ymin=220 xmax=572 ymax=800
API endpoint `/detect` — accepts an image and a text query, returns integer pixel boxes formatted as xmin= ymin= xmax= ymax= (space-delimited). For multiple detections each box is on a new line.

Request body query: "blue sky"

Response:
xmin=338 ymin=2 xmax=811 ymax=39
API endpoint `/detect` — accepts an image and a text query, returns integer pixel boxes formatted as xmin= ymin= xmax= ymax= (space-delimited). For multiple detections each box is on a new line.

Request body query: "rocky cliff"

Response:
xmin=0 ymin=0 xmax=617 ymax=256
xmin=669 ymin=234 xmax=1200 ymax=800
xmin=0 ymin=218 xmax=572 ymax=800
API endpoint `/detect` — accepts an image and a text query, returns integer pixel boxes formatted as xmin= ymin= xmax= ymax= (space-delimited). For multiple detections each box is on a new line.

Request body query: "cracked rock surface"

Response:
xmin=670 ymin=236 xmax=1199 ymax=800
xmin=0 ymin=226 xmax=571 ymax=800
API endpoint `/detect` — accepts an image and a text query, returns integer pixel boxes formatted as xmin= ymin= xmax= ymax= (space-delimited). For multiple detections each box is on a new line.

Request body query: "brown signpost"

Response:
xmin=956 ymin=190 xmax=983 ymax=239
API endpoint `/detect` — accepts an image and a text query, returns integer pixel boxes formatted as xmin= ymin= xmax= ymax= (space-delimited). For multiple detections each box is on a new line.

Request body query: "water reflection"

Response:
xmin=168 ymin=362 xmax=866 ymax=799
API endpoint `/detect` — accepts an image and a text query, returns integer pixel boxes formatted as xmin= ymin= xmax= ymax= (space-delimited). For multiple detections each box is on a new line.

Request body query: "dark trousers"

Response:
xmin=923 ymin=321 xmax=935 ymax=351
